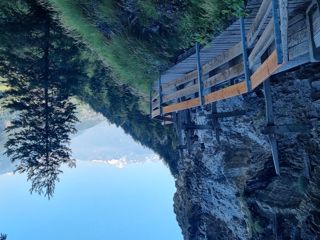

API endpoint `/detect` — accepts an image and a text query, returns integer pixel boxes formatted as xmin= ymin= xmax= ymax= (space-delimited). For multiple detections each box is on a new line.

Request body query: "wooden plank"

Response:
xmin=162 ymin=42 xmax=242 ymax=92
xmin=163 ymin=98 xmax=201 ymax=114
xmin=163 ymin=84 xmax=198 ymax=103
xmin=204 ymin=82 xmax=247 ymax=104
xmin=204 ymin=62 xmax=244 ymax=89
xmin=196 ymin=42 xmax=205 ymax=106
xmin=247 ymin=0 xmax=272 ymax=46
xmin=280 ymin=0 xmax=288 ymax=62
xmin=202 ymin=42 xmax=242 ymax=74
xmin=240 ymin=16 xmax=252 ymax=91
xmin=249 ymin=18 xmax=275 ymax=66
xmin=288 ymin=28 xmax=307 ymax=48
xmin=288 ymin=17 xmax=307 ymax=37
xmin=272 ymin=0 xmax=283 ymax=63
xmin=288 ymin=40 xmax=309 ymax=60
xmin=162 ymin=70 xmax=198 ymax=91
xmin=152 ymin=109 xmax=160 ymax=118
xmin=251 ymin=51 xmax=282 ymax=89
xmin=263 ymin=78 xmax=280 ymax=175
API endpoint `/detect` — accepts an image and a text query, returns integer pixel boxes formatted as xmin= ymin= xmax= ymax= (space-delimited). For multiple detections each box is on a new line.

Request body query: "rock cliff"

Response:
xmin=173 ymin=64 xmax=320 ymax=240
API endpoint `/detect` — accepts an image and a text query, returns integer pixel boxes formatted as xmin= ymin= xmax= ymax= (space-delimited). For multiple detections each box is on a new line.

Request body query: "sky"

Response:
xmin=0 ymin=121 xmax=182 ymax=240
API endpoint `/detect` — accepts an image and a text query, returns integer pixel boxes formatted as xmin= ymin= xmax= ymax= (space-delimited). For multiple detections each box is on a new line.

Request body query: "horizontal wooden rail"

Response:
xmin=251 ymin=50 xmax=282 ymax=89
xmin=204 ymin=62 xmax=244 ymax=89
xmin=162 ymin=42 xmax=242 ymax=92
xmin=163 ymin=98 xmax=200 ymax=114
xmin=204 ymin=82 xmax=247 ymax=104
xmin=163 ymin=84 xmax=199 ymax=103
xmin=249 ymin=18 xmax=275 ymax=67
xmin=152 ymin=51 xmax=282 ymax=117
xmin=247 ymin=0 xmax=272 ymax=47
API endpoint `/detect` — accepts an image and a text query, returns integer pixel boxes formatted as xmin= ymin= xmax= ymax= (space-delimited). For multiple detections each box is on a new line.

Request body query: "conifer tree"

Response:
xmin=0 ymin=0 xmax=80 ymax=198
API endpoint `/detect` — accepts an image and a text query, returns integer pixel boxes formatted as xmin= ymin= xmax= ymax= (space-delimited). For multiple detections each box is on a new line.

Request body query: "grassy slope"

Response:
xmin=46 ymin=0 xmax=241 ymax=110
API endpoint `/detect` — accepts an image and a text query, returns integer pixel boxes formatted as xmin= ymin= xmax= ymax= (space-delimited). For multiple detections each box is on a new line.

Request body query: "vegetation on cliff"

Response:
xmin=45 ymin=0 xmax=240 ymax=102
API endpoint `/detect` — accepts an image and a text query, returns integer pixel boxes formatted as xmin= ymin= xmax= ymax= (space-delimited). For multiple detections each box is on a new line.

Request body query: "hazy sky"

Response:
xmin=0 ymin=121 xmax=182 ymax=240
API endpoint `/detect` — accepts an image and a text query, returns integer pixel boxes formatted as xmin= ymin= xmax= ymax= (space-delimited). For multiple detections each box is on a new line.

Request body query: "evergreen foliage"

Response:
xmin=0 ymin=0 xmax=79 ymax=198
xmin=0 ymin=233 xmax=7 ymax=240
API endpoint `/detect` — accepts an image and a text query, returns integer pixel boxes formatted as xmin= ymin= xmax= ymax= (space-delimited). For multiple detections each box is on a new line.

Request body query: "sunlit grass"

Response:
xmin=46 ymin=0 xmax=241 ymax=111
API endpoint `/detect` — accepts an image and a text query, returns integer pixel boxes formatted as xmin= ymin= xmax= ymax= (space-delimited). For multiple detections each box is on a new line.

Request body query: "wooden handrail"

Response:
xmin=247 ymin=0 xmax=273 ymax=47
xmin=152 ymin=50 xmax=282 ymax=116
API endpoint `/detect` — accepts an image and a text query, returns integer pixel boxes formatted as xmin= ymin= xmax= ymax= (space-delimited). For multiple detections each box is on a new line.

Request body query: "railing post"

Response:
xmin=279 ymin=0 xmax=288 ymax=63
xmin=158 ymin=76 xmax=163 ymax=116
xmin=196 ymin=42 xmax=204 ymax=106
xmin=149 ymin=83 xmax=152 ymax=119
xmin=240 ymin=16 xmax=251 ymax=92
xmin=272 ymin=0 xmax=283 ymax=64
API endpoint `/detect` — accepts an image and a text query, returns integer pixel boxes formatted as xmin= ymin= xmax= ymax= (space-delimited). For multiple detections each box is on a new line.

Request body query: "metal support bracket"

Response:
xmin=211 ymin=103 xmax=221 ymax=144
xmin=263 ymin=79 xmax=280 ymax=175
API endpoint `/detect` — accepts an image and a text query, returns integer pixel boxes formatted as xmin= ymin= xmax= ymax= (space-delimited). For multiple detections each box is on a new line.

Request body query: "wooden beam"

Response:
xmin=268 ymin=134 xmax=280 ymax=175
xmin=196 ymin=42 xmax=204 ymax=106
xmin=204 ymin=82 xmax=247 ymax=105
xmin=279 ymin=0 xmax=288 ymax=63
xmin=249 ymin=18 xmax=275 ymax=66
xmin=240 ymin=16 xmax=252 ymax=92
xmin=163 ymin=98 xmax=200 ymax=114
xmin=162 ymin=70 xmax=198 ymax=92
xmin=263 ymin=79 xmax=280 ymax=175
xmin=250 ymin=51 xmax=282 ymax=90
xmin=163 ymin=84 xmax=198 ymax=103
xmin=202 ymin=42 xmax=242 ymax=74
xmin=149 ymin=84 xmax=152 ymax=118
xmin=152 ymin=108 xmax=160 ymax=118
xmin=211 ymin=102 xmax=221 ymax=144
xmin=158 ymin=77 xmax=163 ymax=116
xmin=272 ymin=0 xmax=283 ymax=63
xmin=182 ymin=124 xmax=212 ymax=130
xmin=213 ymin=110 xmax=246 ymax=118
xmin=204 ymin=62 xmax=244 ymax=89
xmin=247 ymin=0 xmax=273 ymax=47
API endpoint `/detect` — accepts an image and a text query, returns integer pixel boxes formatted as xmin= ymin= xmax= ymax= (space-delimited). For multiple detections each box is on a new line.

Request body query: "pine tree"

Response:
xmin=0 ymin=233 xmax=7 ymax=240
xmin=0 ymin=0 xmax=81 ymax=198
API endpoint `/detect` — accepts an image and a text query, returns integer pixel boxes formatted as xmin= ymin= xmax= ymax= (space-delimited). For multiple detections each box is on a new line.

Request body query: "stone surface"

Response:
xmin=173 ymin=63 xmax=320 ymax=240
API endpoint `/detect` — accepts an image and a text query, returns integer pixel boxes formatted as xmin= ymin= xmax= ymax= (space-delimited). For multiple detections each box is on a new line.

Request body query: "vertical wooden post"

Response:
xmin=196 ymin=42 xmax=204 ymax=106
xmin=272 ymin=0 xmax=283 ymax=64
xmin=158 ymin=76 xmax=163 ymax=117
xmin=279 ymin=0 xmax=288 ymax=63
xmin=149 ymin=83 xmax=152 ymax=119
xmin=240 ymin=16 xmax=251 ymax=92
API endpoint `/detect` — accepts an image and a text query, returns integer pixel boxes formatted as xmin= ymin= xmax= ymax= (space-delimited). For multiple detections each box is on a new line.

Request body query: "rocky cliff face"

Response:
xmin=173 ymin=64 xmax=320 ymax=240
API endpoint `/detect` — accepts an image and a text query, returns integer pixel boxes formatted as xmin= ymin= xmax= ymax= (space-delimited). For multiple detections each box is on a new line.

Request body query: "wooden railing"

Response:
xmin=151 ymin=0 xmax=290 ymax=120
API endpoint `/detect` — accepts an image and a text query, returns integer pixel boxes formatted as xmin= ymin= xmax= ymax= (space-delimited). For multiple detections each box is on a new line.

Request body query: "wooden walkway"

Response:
xmin=151 ymin=0 xmax=319 ymax=120
xmin=150 ymin=0 xmax=320 ymax=175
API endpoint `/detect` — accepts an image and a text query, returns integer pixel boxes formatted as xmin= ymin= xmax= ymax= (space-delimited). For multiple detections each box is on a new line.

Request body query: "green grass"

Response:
xmin=46 ymin=0 xmax=242 ymax=109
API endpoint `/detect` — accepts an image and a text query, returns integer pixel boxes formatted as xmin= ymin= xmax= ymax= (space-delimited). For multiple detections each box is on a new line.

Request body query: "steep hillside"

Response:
xmin=45 ymin=0 xmax=241 ymax=107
